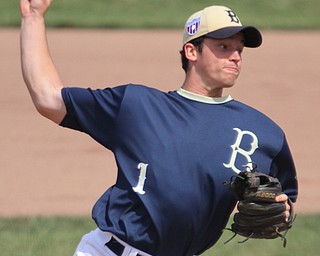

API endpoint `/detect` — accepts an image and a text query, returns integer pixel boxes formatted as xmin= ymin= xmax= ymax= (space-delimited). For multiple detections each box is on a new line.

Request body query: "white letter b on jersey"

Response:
xmin=224 ymin=128 xmax=259 ymax=173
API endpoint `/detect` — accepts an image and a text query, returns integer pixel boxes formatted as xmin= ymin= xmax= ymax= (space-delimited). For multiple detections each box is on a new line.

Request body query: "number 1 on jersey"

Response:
xmin=133 ymin=163 xmax=148 ymax=195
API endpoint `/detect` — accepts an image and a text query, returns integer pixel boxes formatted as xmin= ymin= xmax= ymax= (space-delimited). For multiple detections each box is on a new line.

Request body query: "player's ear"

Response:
xmin=184 ymin=43 xmax=198 ymax=62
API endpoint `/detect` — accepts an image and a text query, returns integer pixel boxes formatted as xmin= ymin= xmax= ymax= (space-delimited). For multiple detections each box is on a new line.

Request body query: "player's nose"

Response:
xmin=229 ymin=50 xmax=241 ymax=63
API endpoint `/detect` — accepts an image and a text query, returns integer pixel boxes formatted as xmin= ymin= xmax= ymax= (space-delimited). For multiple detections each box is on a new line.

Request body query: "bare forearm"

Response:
xmin=20 ymin=1 xmax=66 ymax=123
xmin=20 ymin=15 xmax=62 ymax=99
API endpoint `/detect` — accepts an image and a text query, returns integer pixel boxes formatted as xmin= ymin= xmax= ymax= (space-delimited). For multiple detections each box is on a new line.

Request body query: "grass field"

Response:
xmin=1 ymin=214 xmax=319 ymax=256
xmin=3 ymin=0 xmax=320 ymax=29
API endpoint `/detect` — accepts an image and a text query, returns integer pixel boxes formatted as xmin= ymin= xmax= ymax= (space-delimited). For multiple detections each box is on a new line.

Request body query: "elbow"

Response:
xmin=33 ymin=96 xmax=66 ymax=125
xmin=35 ymin=103 xmax=53 ymax=119
xmin=26 ymin=84 xmax=66 ymax=124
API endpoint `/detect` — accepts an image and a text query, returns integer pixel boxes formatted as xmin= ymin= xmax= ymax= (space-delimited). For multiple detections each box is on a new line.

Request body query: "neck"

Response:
xmin=181 ymin=79 xmax=224 ymax=98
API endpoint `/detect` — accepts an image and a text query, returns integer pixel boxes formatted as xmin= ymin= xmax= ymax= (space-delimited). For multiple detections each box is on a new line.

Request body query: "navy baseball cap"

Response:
xmin=183 ymin=6 xmax=262 ymax=48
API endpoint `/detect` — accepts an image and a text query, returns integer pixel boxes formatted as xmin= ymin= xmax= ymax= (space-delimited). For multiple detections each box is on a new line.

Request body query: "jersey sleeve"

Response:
xmin=270 ymin=135 xmax=298 ymax=202
xmin=59 ymin=85 xmax=127 ymax=150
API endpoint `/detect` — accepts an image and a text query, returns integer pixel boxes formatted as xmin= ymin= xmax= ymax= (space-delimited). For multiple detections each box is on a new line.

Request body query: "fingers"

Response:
xmin=20 ymin=0 xmax=31 ymax=17
xmin=285 ymin=203 xmax=291 ymax=221
xmin=20 ymin=0 xmax=52 ymax=18
xmin=275 ymin=193 xmax=288 ymax=203
xmin=275 ymin=193 xmax=291 ymax=221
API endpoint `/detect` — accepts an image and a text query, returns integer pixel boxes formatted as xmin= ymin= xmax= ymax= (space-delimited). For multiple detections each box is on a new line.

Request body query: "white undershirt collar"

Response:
xmin=177 ymin=88 xmax=233 ymax=104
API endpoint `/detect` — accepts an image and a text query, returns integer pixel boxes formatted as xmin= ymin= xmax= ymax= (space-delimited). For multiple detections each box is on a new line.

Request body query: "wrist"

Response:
xmin=21 ymin=15 xmax=47 ymax=34
xmin=21 ymin=13 xmax=45 ymax=25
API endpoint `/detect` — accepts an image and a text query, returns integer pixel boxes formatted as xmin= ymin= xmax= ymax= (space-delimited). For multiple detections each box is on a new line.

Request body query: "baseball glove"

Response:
xmin=224 ymin=165 xmax=295 ymax=247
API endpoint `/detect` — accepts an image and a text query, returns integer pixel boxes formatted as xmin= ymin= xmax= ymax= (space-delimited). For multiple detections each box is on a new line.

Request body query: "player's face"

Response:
xmin=196 ymin=33 xmax=245 ymax=92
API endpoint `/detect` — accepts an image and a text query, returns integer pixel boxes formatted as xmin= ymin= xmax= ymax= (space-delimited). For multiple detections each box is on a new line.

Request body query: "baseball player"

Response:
xmin=20 ymin=1 xmax=298 ymax=256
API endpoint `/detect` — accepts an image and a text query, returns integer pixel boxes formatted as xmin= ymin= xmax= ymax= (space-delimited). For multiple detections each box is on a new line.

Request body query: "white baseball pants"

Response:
xmin=74 ymin=228 xmax=152 ymax=256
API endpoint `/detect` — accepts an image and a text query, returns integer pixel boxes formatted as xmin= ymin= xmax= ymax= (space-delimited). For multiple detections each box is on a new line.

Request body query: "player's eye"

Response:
xmin=219 ymin=44 xmax=228 ymax=50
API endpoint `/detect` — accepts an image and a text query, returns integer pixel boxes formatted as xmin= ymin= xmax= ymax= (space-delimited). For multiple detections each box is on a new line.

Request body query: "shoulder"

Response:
xmin=233 ymin=100 xmax=277 ymax=122
xmin=62 ymin=83 xmax=166 ymax=101
xmin=124 ymin=84 xmax=166 ymax=95
xmin=118 ymin=84 xmax=171 ymax=103
xmin=232 ymin=100 xmax=283 ymax=131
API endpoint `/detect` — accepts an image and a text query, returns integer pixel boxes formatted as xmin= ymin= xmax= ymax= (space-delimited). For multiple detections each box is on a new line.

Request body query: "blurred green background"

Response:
xmin=4 ymin=0 xmax=320 ymax=29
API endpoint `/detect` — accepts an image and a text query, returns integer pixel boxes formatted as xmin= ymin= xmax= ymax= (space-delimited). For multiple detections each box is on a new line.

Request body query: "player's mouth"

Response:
xmin=224 ymin=66 xmax=239 ymax=75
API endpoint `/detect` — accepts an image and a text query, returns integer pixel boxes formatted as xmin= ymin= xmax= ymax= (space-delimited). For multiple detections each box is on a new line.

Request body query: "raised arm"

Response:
xmin=20 ymin=0 xmax=66 ymax=124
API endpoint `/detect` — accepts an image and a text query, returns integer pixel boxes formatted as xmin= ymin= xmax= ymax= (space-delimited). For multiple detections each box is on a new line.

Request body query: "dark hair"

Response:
xmin=180 ymin=36 xmax=205 ymax=73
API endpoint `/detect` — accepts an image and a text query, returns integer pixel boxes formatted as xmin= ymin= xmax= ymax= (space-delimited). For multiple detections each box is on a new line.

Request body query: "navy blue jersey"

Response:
xmin=60 ymin=84 xmax=298 ymax=256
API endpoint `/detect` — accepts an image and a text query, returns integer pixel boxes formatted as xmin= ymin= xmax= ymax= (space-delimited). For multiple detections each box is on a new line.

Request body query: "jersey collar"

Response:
xmin=177 ymin=88 xmax=233 ymax=104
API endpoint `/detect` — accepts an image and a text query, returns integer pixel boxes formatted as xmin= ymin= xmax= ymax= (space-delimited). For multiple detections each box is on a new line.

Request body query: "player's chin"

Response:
xmin=223 ymin=75 xmax=239 ymax=88
xmin=222 ymin=79 xmax=237 ymax=88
